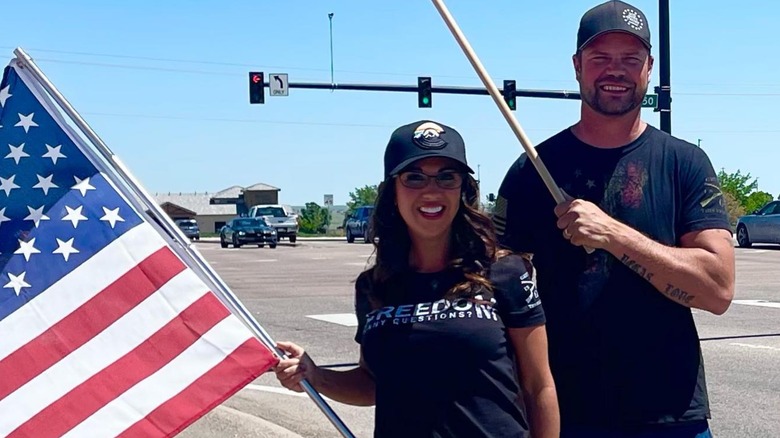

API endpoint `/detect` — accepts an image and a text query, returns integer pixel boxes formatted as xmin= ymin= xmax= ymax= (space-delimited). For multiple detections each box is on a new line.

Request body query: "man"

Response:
xmin=493 ymin=1 xmax=735 ymax=437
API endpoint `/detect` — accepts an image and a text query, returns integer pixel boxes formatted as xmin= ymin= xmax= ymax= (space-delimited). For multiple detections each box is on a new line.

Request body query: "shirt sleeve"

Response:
xmin=494 ymin=154 xmax=540 ymax=254
xmin=353 ymin=270 xmax=373 ymax=344
xmin=677 ymin=146 xmax=732 ymax=237
xmin=489 ymin=254 xmax=545 ymax=328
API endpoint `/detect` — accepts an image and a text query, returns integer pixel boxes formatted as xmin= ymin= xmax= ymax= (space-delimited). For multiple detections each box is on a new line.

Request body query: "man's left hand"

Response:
xmin=554 ymin=198 xmax=623 ymax=250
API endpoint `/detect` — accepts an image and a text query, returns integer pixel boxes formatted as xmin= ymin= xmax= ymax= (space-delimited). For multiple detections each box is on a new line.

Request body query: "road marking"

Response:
xmin=730 ymin=343 xmax=780 ymax=352
xmin=245 ymin=384 xmax=337 ymax=402
xmin=253 ymin=259 xmax=278 ymax=262
xmin=245 ymin=384 xmax=308 ymax=398
xmin=310 ymin=257 xmax=331 ymax=260
xmin=345 ymin=262 xmax=369 ymax=267
xmin=733 ymin=300 xmax=780 ymax=309
xmin=306 ymin=313 xmax=358 ymax=327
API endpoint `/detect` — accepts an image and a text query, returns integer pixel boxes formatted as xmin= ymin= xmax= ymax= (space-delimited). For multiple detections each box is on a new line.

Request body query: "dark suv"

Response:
xmin=345 ymin=206 xmax=374 ymax=243
xmin=175 ymin=219 xmax=200 ymax=240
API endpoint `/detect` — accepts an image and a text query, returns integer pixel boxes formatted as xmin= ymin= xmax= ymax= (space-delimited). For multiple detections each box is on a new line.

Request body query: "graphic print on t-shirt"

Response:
xmin=577 ymin=159 xmax=648 ymax=309
xmin=362 ymin=295 xmax=499 ymax=334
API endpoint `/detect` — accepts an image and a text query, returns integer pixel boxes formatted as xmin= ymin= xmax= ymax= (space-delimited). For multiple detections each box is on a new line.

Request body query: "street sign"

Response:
xmin=269 ymin=73 xmax=289 ymax=96
xmin=642 ymin=93 xmax=658 ymax=108
xmin=324 ymin=194 xmax=333 ymax=207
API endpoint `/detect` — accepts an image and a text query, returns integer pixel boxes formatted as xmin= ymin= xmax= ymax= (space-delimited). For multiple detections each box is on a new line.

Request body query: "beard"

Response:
xmin=581 ymin=79 xmax=647 ymax=116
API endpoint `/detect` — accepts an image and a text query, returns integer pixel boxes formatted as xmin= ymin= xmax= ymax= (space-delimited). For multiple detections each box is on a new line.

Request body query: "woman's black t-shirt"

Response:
xmin=354 ymin=255 xmax=546 ymax=438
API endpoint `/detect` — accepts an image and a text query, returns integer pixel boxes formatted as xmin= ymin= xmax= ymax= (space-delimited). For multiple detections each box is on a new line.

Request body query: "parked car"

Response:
xmin=175 ymin=219 xmax=200 ymax=240
xmin=247 ymin=204 xmax=299 ymax=243
xmin=736 ymin=200 xmax=780 ymax=247
xmin=345 ymin=206 xmax=374 ymax=243
xmin=220 ymin=217 xmax=278 ymax=248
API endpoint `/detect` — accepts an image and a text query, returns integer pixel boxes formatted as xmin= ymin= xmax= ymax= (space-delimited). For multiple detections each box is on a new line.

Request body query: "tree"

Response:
xmin=717 ymin=168 xmax=757 ymax=207
xmin=298 ymin=202 xmax=331 ymax=234
xmin=722 ymin=191 xmax=745 ymax=228
xmin=745 ymin=191 xmax=773 ymax=214
xmin=346 ymin=184 xmax=378 ymax=218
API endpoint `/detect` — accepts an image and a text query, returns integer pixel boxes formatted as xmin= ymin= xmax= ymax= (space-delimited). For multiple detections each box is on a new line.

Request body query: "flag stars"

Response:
xmin=43 ymin=144 xmax=66 ymax=164
xmin=4 ymin=272 xmax=30 ymax=296
xmin=62 ymin=206 xmax=88 ymax=228
xmin=5 ymin=143 xmax=29 ymax=164
xmin=586 ymin=179 xmax=597 ymax=189
xmin=72 ymin=176 xmax=96 ymax=196
xmin=25 ymin=206 xmax=51 ymax=228
xmin=15 ymin=113 xmax=38 ymax=133
xmin=0 ymin=85 xmax=11 ymax=107
xmin=100 ymin=207 xmax=124 ymax=228
xmin=0 ymin=175 xmax=20 ymax=196
xmin=33 ymin=174 xmax=58 ymax=195
xmin=574 ymin=169 xmax=583 ymax=178
xmin=53 ymin=238 xmax=79 ymax=262
xmin=0 ymin=207 xmax=10 ymax=227
xmin=14 ymin=237 xmax=41 ymax=262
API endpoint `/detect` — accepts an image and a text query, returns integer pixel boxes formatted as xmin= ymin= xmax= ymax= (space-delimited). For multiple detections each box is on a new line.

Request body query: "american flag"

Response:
xmin=0 ymin=60 xmax=277 ymax=436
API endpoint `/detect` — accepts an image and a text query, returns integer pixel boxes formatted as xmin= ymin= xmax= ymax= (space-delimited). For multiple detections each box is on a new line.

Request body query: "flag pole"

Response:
xmin=12 ymin=47 xmax=356 ymax=438
xmin=429 ymin=0 xmax=594 ymax=254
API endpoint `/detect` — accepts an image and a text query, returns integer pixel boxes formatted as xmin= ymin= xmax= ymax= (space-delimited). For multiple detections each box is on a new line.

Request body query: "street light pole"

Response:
xmin=328 ymin=13 xmax=335 ymax=86
xmin=697 ymin=138 xmax=702 ymax=148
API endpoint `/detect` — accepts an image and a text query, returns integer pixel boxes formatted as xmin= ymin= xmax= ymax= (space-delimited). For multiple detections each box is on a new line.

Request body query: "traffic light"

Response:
xmin=503 ymin=80 xmax=516 ymax=111
xmin=418 ymin=76 xmax=432 ymax=108
xmin=249 ymin=72 xmax=264 ymax=104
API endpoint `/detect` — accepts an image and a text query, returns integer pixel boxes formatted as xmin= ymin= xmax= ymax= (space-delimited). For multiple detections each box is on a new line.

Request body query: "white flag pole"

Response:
xmin=12 ymin=47 xmax=356 ymax=438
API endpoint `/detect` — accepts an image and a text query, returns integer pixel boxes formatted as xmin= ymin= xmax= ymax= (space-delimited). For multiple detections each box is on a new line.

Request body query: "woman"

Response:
xmin=274 ymin=120 xmax=559 ymax=437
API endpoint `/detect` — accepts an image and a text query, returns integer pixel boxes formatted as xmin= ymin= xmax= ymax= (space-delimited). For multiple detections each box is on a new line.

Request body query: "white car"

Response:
xmin=247 ymin=204 xmax=299 ymax=243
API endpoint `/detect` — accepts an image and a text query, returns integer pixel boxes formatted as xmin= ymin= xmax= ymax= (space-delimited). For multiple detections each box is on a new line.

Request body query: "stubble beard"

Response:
xmin=582 ymin=81 xmax=647 ymax=116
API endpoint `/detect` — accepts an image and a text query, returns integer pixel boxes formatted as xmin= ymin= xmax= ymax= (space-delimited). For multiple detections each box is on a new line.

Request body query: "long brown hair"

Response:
xmin=366 ymin=172 xmax=506 ymax=305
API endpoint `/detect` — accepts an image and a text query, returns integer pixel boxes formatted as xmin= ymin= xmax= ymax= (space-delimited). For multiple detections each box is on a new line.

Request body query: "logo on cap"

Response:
xmin=622 ymin=8 xmax=644 ymax=30
xmin=412 ymin=122 xmax=447 ymax=150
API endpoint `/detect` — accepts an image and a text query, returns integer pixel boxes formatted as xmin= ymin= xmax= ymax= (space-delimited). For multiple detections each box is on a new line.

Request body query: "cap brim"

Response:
xmin=388 ymin=153 xmax=474 ymax=177
xmin=578 ymin=29 xmax=651 ymax=51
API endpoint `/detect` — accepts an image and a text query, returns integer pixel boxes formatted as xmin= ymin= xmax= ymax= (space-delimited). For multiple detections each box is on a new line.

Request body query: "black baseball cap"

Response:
xmin=577 ymin=0 xmax=651 ymax=51
xmin=383 ymin=120 xmax=474 ymax=179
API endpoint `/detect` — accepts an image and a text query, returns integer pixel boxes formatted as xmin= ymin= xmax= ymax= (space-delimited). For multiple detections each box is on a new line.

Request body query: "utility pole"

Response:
xmin=328 ymin=13 xmax=335 ymax=86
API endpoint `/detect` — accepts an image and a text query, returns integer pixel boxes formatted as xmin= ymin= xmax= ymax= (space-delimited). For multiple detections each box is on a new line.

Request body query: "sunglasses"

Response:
xmin=397 ymin=170 xmax=464 ymax=190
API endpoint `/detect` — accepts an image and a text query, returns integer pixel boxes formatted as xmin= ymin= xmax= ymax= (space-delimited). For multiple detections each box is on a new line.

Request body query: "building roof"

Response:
xmin=154 ymin=183 xmax=280 ymax=216
xmin=212 ymin=185 xmax=244 ymax=199
xmin=245 ymin=183 xmax=280 ymax=192
xmin=154 ymin=192 xmax=236 ymax=216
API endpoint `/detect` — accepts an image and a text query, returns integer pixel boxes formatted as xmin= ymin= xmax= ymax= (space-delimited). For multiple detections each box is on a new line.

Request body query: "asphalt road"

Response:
xmin=179 ymin=240 xmax=780 ymax=438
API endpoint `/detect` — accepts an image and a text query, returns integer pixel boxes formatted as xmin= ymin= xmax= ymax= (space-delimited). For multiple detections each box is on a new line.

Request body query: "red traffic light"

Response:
xmin=252 ymin=74 xmax=262 ymax=84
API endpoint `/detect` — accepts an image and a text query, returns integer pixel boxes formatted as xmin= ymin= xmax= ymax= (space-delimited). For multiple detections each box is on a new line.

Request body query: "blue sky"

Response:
xmin=4 ymin=1 xmax=779 ymax=206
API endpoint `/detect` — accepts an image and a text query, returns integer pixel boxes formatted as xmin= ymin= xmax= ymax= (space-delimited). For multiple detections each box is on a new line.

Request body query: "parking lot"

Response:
xmin=181 ymin=240 xmax=780 ymax=438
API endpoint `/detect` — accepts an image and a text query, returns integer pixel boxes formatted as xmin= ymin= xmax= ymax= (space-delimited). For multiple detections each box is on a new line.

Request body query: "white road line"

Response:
xmin=730 ymin=343 xmax=780 ymax=352
xmin=306 ymin=313 xmax=358 ymax=327
xmin=345 ymin=262 xmax=369 ymax=267
xmin=244 ymin=384 xmax=337 ymax=402
xmin=244 ymin=384 xmax=308 ymax=398
xmin=255 ymin=259 xmax=278 ymax=262
xmin=733 ymin=300 xmax=780 ymax=309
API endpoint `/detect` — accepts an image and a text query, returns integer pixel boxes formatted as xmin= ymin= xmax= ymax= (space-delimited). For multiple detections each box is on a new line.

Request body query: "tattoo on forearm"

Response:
xmin=664 ymin=284 xmax=695 ymax=304
xmin=620 ymin=254 xmax=654 ymax=282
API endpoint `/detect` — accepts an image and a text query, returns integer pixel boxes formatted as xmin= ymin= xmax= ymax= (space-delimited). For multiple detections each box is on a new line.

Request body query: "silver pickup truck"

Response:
xmin=247 ymin=204 xmax=299 ymax=243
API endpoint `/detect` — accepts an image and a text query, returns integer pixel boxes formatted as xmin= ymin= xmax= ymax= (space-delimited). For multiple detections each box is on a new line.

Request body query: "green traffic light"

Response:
xmin=422 ymin=97 xmax=430 ymax=105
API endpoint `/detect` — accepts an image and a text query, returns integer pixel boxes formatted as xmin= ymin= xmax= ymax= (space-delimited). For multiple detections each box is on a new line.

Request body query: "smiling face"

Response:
xmin=394 ymin=157 xmax=463 ymax=244
xmin=574 ymin=32 xmax=653 ymax=117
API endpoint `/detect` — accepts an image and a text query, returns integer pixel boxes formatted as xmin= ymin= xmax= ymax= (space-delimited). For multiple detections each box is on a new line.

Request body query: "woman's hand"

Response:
xmin=273 ymin=341 xmax=318 ymax=392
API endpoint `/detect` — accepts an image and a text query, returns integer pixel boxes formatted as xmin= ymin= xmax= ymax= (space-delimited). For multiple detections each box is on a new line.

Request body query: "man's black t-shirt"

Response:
xmin=493 ymin=126 xmax=730 ymax=429
xmin=354 ymin=255 xmax=545 ymax=438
